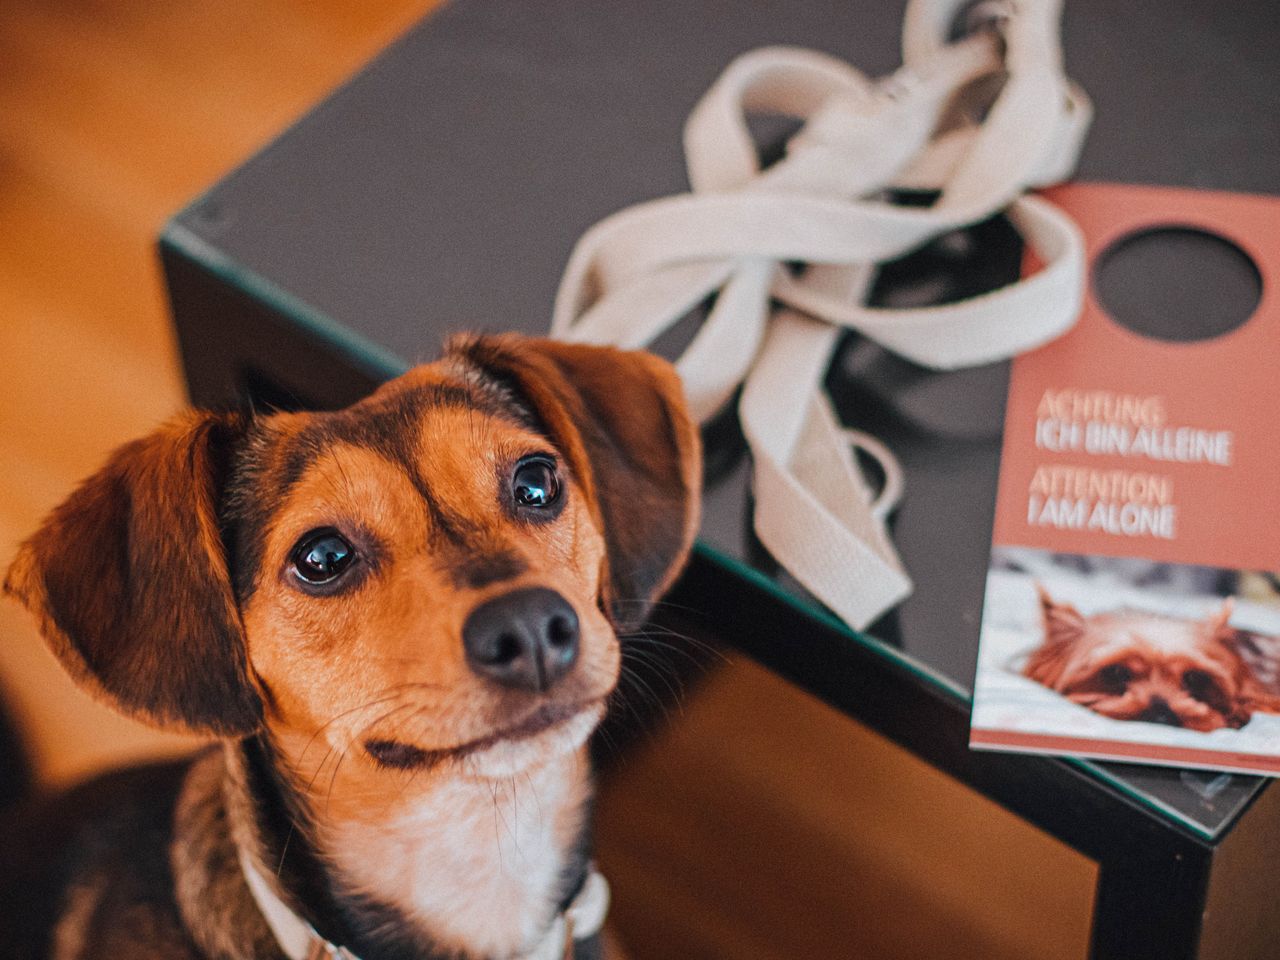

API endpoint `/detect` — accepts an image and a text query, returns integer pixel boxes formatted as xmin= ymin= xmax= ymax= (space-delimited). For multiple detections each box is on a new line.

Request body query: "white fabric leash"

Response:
xmin=239 ymin=847 xmax=610 ymax=960
xmin=551 ymin=0 xmax=1092 ymax=628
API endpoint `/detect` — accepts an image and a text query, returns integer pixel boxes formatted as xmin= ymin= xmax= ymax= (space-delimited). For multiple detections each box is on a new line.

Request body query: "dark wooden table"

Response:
xmin=159 ymin=2 xmax=1280 ymax=957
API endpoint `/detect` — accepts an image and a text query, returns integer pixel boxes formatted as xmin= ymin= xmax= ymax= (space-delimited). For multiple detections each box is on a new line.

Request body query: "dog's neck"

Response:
xmin=225 ymin=734 xmax=594 ymax=960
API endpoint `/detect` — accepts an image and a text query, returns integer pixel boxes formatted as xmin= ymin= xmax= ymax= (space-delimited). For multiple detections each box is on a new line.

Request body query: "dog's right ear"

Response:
xmin=4 ymin=411 xmax=262 ymax=736
xmin=1217 ymin=622 xmax=1280 ymax=718
xmin=1024 ymin=584 xmax=1086 ymax=687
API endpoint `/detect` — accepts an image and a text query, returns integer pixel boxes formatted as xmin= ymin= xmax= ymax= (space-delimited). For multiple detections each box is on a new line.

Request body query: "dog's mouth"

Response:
xmin=363 ymin=698 xmax=603 ymax=771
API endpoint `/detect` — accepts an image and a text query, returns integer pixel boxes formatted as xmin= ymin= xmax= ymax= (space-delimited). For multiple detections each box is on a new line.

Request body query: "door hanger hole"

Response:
xmin=1093 ymin=227 xmax=1261 ymax=344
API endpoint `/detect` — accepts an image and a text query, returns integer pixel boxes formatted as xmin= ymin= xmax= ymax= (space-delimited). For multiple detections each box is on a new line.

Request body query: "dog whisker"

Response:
xmin=587 ymin=718 xmax=623 ymax=766
xmin=614 ymin=662 xmax=674 ymax=726
xmin=622 ymin=640 xmax=700 ymax=691
xmin=620 ymin=650 xmax=688 ymax=708
xmin=330 ymin=447 xmax=360 ymax=500
xmin=610 ymin=597 xmax=704 ymax=616
xmin=622 ymin=639 xmax=703 ymax=682
xmin=627 ymin=627 xmax=721 ymax=660
xmin=630 ymin=621 xmax=728 ymax=662
xmin=488 ymin=777 xmax=508 ymax=870
xmin=316 ymin=702 xmax=424 ymax=811
xmin=302 ymin=745 xmax=338 ymax=797
xmin=521 ymin=770 xmax=544 ymax=825
xmin=322 ymin=706 xmax=408 ymax=809
xmin=506 ymin=777 xmax=525 ymax=860
xmin=297 ymin=693 xmax=413 ymax=767
xmin=324 ymin=742 xmax=353 ymax=815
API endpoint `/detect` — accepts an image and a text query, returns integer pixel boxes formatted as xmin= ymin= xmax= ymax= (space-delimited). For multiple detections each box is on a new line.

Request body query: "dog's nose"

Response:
xmin=1139 ymin=697 xmax=1182 ymax=727
xmin=462 ymin=588 xmax=580 ymax=692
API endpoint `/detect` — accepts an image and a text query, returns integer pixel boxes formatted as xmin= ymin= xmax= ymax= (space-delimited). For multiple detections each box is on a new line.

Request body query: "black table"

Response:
xmin=159 ymin=2 xmax=1280 ymax=957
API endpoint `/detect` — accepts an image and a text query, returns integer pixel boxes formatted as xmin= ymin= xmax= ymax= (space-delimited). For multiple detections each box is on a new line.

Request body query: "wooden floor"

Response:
xmin=596 ymin=657 xmax=1095 ymax=960
xmin=0 ymin=2 xmax=1096 ymax=957
xmin=0 ymin=0 xmax=438 ymax=787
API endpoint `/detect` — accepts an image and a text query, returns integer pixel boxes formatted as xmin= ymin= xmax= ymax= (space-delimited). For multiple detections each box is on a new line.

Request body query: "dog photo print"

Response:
xmin=971 ymin=549 xmax=1280 ymax=775
xmin=969 ymin=184 xmax=1280 ymax=775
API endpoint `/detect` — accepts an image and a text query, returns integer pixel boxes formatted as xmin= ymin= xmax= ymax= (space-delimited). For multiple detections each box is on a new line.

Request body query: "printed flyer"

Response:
xmin=969 ymin=183 xmax=1280 ymax=775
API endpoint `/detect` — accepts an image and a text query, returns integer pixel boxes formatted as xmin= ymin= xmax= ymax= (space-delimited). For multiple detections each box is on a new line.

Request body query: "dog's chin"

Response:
xmin=462 ymin=702 xmax=606 ymax=779
xmin=364 ymin=700 xmax=606 ymax=779
xmin=1085 ymin=700 xmax=1235 ymax=733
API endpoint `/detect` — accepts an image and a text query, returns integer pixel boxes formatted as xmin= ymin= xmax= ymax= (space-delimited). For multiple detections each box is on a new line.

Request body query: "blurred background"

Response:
xmin=0 ymin=0 xmax=440 ymax=787
xmin=0 ymin=2 xmax=1095 ymax=957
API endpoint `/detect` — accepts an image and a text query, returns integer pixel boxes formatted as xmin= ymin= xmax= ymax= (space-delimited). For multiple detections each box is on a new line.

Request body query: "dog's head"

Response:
xmin=1023 ymin=585 xmax=1280 ymax=732
xmin=5 ymin=335 xmax=700 ymax=782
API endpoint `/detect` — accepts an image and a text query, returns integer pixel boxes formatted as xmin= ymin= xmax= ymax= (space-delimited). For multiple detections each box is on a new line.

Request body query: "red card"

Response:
xmin=970 ymin=183 xmax=1280 ymax=775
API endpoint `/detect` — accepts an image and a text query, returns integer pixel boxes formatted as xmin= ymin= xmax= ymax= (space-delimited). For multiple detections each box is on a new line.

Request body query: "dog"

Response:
xmin=0 ymin=334 xmax=701 ymax=960
xmin=1024 ymin=585 xmax=1280 ymax=732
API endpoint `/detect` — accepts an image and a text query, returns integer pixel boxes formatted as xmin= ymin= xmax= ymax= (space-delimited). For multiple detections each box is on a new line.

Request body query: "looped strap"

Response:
xmin=553 ymin=0 xmax=1091 ymax=628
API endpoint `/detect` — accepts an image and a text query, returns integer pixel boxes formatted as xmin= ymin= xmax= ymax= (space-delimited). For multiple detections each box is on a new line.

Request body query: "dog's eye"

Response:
xmin=1098 ymin=663 xmax=1132 ymax=692
xmin=290 ymin=529 xmax=356 ymax=585
xmin=512 ymin=456 xmax=561 ymax=509
xmin=1182 ymin=669 xmax=1220 ymax=702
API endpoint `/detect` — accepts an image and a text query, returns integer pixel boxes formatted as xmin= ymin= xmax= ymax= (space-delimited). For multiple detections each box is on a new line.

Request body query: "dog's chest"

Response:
xmin=323 ymin=761 xmax=585 ymax=958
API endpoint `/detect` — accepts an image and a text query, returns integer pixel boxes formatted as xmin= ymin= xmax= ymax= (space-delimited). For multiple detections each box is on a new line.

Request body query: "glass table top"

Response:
xmin=165 ymin=0 xmax=1278 ymax=839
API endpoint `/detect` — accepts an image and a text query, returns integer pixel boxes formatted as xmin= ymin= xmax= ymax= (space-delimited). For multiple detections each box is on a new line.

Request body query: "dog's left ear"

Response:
xmin=1024 ymin=584 xmax=1087 ymax=687
xmin=4 ymin=411 xmax=263 ymax=736
xmin=1206 ymin=598 xmax=1235 ymax=635
xmin=449 ymin=335 xmax=701 ymax=631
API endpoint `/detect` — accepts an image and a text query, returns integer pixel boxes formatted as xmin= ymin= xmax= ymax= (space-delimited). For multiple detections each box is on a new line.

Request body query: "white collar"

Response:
xmin=238 ymin=846 xmax=610 ymax=960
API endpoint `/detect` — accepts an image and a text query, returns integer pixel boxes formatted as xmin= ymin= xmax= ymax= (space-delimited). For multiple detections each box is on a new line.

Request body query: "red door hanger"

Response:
xmin=994 ymin=182 xmax=1279 ymax=572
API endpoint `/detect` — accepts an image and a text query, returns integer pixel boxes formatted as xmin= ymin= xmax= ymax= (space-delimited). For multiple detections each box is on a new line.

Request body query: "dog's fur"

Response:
xmin=1 ymin=334 xmax=701 ymax=960
xmin=1024 ymin=585 xmax=1280 ymax=732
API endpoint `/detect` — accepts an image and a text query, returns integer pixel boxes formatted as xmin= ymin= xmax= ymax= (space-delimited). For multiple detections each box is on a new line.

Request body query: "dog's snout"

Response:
xmin=462 ymin=587 xmax=580 ymax=692
xmin=1139 ymin=697 xmax=1182 ymax=727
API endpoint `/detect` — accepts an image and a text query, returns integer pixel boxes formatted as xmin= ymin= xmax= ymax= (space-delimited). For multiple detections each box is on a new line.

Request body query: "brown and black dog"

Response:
xmin=1 ymin=334 xmax=700 ymax=960
xmin=1025 ymin=586 xmax=1280 ymax=732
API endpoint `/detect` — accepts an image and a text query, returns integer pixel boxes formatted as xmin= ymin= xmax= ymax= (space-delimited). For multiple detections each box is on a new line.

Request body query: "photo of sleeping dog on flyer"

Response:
xmin=971 ymin=547 xmax=1280 ymax=775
